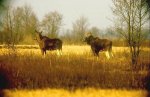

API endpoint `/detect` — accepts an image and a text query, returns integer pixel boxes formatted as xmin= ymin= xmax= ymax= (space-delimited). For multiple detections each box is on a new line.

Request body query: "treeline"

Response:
xmin=0 ymin=5 xmax=149 ymax=46
xmin=0 ymin=5 xmax=38 ymax=45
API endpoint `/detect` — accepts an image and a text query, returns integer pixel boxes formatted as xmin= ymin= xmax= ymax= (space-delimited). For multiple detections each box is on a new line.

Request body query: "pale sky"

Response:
xmin=12 ymin=0 xmax=113 ymax=29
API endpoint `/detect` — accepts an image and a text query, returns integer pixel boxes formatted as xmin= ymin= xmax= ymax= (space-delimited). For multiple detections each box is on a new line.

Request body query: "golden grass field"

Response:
xmin=0 ymin=45 xmax=150 ymax=97
xmin=2 ymin=88 xmax=148 ymax=97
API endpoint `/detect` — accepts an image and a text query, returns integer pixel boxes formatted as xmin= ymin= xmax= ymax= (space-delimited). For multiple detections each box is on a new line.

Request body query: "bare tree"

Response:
xmin=89 ymin=26 xmax=100 ymax=37
xmin=60 ymin=29 xmax=74 ymax=44
xmin=1 ymin=5 xmax=38 ymax=46
xmin=146 ymin=0 xmax=150 ymax=9
xmin=72 ymin=16 xmax=89 ymax=43
xmin=12 ymin=7 xmax=24 ymax=44
xmin=0 ymin=0 xmax=9 ymax=27
xmin=112 ymin=0 xmax=149 ymax=65
xmin=41 ymin=11 xmax=62 ymax=38
xmin=22 ymin=5 xmax=38 ymax=43
xmin=0 ymin=0 xmax=7 ymax=43
xmin=2 ymin=6 xmax=15 ymax=47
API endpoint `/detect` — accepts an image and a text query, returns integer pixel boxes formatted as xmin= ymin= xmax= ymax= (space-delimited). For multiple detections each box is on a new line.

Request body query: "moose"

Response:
xmin=84 ymin=33 xmax=113 ymax=59
xmin=35 ymin=30 xmax=63 ymax=56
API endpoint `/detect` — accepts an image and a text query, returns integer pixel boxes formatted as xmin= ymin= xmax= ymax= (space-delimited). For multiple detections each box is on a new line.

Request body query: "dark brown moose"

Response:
xmin=35 ymin=30 xmax=62 ymax=56
xmin=84 ymin=33 xmax=113 ymax=59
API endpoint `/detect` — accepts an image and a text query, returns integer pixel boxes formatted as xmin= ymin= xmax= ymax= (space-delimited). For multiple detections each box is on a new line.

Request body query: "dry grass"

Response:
xmin=3 ymin=88 xmax=148 ymax=97
xmin=0 ymin=45 xmax=150 ymax=97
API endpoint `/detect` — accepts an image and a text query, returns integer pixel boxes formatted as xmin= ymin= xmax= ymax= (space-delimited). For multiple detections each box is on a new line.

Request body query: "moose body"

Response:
xmin=35 ymin=30 xmax=62 ymax=55
xmin=84 ymin=35 xmax=113 ymax=59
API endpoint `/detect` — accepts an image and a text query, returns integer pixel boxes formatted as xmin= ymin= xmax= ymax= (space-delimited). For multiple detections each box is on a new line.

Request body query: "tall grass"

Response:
xmin=3 ymin=88 xmax=148 ymax=97
xmin=0 ymin=45 xmax=150 ymax=90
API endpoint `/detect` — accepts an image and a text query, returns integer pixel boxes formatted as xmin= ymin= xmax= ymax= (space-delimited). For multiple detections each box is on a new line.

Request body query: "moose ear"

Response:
xmin=40 ymin=31 xmax=42 ymax=34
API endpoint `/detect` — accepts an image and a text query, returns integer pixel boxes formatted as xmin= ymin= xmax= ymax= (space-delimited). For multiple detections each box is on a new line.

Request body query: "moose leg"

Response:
xmin=91 ymin=46 xmax=97 ymax=56
xmin=108 ymin=47 xmax=113 ymax=57
xmin=41 ymin=49 xmax=44 ymax=55
xmin=56 ymin=49 xmax=60 ymax=56
xmin=109 ymin=51 xmax=114 ymax=57
xmin=44 ymin=50 xmax=46 ymax=55
xmin=92 ymin=50 xmax=96 ymax=56
xmin=57 ymin=49 xmax=63 ymax=56
xmin=105 ymin=51 xmax=110 ymax=59
xmin=58 ymin=45 xmax=63 ymax=55
xmin=41 ymin=49 xmax=46 ymax=58
xmin=95 ymin=50 xmax=99 ymax=57
xmin=59 ymin=49 xmax=63 ymax=55
xmin=112 ymin=53 xmax=114 ymax=57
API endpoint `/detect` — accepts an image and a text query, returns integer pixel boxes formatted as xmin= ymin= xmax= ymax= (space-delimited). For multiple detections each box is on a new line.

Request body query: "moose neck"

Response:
xmin=39 ymin=34 xmax=43 ymax=40
xmin=36 ymin=34 xmax=43 ymax=43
